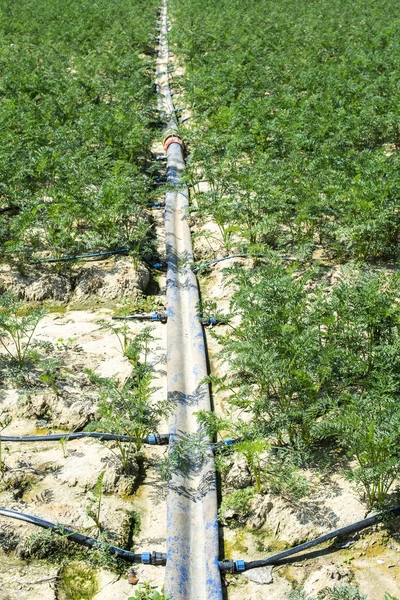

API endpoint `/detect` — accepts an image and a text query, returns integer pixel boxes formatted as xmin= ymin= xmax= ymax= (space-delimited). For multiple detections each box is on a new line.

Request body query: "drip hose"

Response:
xmin=192 ymin=254 xmax=294 ymax=274
xmin=29 ymin=248 xmax=129 ymax=264
xmin=0 ymin=508 xmax=166 ymax=565
xmin=219 ymin=506 xmax=400 ymax=573
xmin=111 ymin=314 xmax=222 ymax=326
xmin=0 ymin=432 xmax=236 ymax=449
xmin=30 ymin=250 xmax=162 ymax=270
xmin=0 ymin=432 xmax=170 ymax=444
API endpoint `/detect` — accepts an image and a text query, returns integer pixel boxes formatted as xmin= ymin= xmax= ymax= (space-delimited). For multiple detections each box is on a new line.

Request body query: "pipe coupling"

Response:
xmin=163 ymin=133 xmax=184 ymax=151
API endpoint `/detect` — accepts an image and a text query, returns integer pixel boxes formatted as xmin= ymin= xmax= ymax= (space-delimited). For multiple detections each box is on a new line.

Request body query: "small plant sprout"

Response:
xmin=86 ymin=471 xmax=105 ymax=536
xmin=234 ymin=439 xmax=269 ymax=494
xmin=128 ymin=581 xmax=171 ymax=600
xmin=0 ymin=411 xmax=12 ymax=472
xmin=0 ymin=291 xmax=46 ymax=367
xmin=39 ymin=357 xmax=63 ymax=397
xmin=59 ymin=437 xmax=68 ymax=459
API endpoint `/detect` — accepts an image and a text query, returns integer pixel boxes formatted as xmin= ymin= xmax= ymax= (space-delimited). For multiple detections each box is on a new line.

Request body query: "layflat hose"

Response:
xmin=157 ymin=2 xmax=222 ymax=598
xmin=0 ymin=508 xmax=166 ymax=564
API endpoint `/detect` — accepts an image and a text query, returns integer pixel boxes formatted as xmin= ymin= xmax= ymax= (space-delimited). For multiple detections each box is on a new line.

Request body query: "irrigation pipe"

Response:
xmin=0 ymin=432 xmax=170 ymax=444
xmin=29 ymin=248 xmax=129 ymax=264
xmin=112 ymin=313 xmax=222 ymax=326
xmin=219 ymin=506 xmax=400 ymax=573
xmin=29 ymin=250 xmax=165 ymax=270
xmin=0 ymin=508 xmax=166 ymax=565
xmin=192 ymin=253 xmax=295 ymax=273
xmin=157 ymin=1 xmax=222 ymax=596
xmin=0 ymin=432 xmax=237 ymax=450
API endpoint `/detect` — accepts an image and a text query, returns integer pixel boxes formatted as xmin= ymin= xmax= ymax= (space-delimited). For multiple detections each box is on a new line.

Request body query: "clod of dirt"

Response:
xmin=302 ymin=565 xmax=353 ymax=594
xmin=1 ymin=269 xmax=72 ymax=302
xmin=243 ymin=565 xmax=274 ymax=584
xmin=74 ymin=259 xmax=150 ymax=300
xmin=18 ymin=392 xmax=96 ymax=430
xmin=247 ymin=495 xmax=274 ymax=530
xmin=225 ymin=458 xmax=253 ymax=489
xmin=127 ymin=568 xmax=139 ymax=585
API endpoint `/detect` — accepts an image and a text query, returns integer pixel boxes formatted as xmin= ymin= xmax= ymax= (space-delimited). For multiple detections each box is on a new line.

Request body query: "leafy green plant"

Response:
xmin=205 ymin=263 xmax=400 ymax=506
xmin=234 ymin=440 xmax=269 ymax=494
xmin=39 ymin=357 xmax=63 ymax=397
xmin=171 ymin=0 xmax=400 ymax=262
xmin=86 ymin=471 xmax=105 ymax=536
xmin=218 ymin=487 xmax=254 ymax=526
xmin=0 ymin=292 xmax=46 ymax=367
xmin=0 ymin=411 xmax=11 ymax=472
xmin=59 ymin=437 xmax=68 ymax=459
xmin=0 ymin=0 xmax=159 ymax=267
xmin=89 ymin=328 xmax=170 ymax=472
xmin=128 ymin=582 xmax=171 ymax=600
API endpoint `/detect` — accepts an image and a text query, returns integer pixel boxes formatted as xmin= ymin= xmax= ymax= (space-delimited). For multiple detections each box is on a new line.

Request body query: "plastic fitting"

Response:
xmin=235 ymin=560 xmax=246 ymax=572
xmin=141 ymin=552 xmax=151 ymax=564
xmin=200 ymin=317 xmax=220 ymax=326
xmin=218 ymin=560 xmax=235 ymax=573
xmin=151 ymin=262 xmax=167 ymax=270
xmin=141 ymin=551 xmax=167 ymax=565
xmin=152 ymin=551 xmax=167 ymax=565
xmin=147 ymin=201 xmax=166 ymax=208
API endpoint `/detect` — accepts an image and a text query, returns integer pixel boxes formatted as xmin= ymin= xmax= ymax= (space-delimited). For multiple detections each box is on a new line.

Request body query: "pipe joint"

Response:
xmin=141 ymin=551 xmax=167 ymax=565
xmin=218 ymin=560 xmax=235 ymax=573
xmin=163 ymin=133 xmax=184 ymax=151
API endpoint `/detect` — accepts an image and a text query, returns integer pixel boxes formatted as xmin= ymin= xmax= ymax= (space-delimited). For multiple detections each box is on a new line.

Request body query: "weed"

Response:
xmin=0 ymin=411 xmax=11 ymax=471
xmin=86 ymin=472 xmax=105 ymax=536
xmin=128 ymin=581 xmax=171 ymax=600
xmin=218 ymin=488 xmax=254 ymax=526
xmin=57 ymin=562 xmax=98 ymax=600
xmin=0 ymin=292 xmax=46 ymax=367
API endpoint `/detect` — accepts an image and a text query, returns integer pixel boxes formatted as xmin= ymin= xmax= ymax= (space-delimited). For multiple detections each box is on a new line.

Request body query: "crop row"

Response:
xmin=0 ymin=0 xmax=160 ymax=269
xmin=171 ymin=0 xmax=400 ymax=262
xmin=168 ymin=0 xmax=400 ymax=518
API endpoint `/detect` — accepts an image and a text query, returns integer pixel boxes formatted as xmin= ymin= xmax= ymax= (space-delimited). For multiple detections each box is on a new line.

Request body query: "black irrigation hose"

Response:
xmin=29 ymin=248 xmax=130 ymax=264
xmin=192 ymin=254 xmax=295 ymax=274
xmin=0 ymin=432 xmax=237 ymax=449
xmin=0 ymin=432 xmax=170 ymax=444
xmin=219 ymin=506 xmax=400 ymax=573
xmin=0 ymin=508 xmax=167 ymax=565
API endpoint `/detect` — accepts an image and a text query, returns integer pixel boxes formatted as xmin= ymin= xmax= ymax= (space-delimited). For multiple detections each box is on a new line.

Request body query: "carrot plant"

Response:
xmin=0 ymin=291 xmax=46 ymax=367
xmin=210 ymin=263 xmax=400 ymax=507
xmin=171 ymin=0 xmax=400 ymax=261
xmin=0 ymin=0 xmax=159 ymax=267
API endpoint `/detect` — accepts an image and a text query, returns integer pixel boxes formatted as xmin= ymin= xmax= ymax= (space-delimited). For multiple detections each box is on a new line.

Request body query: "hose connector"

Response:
xmin=218 ymin=560 xmax=235 ymax=573
xmin=200 ymin=317 xmax=221 ymax=326
xmin=112 ymin=313 xmax=168 ymax=323
xmin=146 ymin=201 xmax=166 ymax=208
xmin=152 ymin=551 xmax=167 ymax=565
xmin=141 ymin=551 xmax=167 ymax=565
xmin=235 ymin=560 xmax=246 ymax=572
